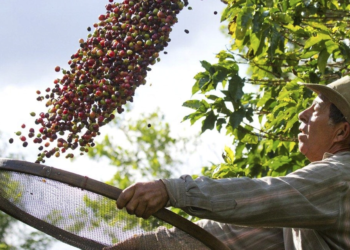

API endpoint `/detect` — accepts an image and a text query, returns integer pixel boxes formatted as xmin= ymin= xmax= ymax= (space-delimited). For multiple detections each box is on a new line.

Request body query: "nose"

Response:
xmin=298 ymin=106 xmax=311 ymax=124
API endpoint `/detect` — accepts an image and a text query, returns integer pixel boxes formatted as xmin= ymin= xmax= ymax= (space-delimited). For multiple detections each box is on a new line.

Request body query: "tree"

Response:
xmin=87 ymin=108 xmax=197 ymax=188
xmin=183 ymin=0 xmax=350 ymax=179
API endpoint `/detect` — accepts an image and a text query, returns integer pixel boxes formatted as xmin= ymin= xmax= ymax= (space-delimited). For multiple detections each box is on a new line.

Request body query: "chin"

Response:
xmin=298 ymin=144 xmax=308 ymax=157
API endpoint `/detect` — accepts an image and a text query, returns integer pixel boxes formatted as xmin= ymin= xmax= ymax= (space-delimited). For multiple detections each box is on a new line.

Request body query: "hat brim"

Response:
xmin=298 ymin=82 xmax=350 ymax=123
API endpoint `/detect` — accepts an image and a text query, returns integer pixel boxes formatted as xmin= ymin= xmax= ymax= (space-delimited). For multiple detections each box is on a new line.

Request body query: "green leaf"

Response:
xmin=304 ymin=33 xmax=331 ymax=49
xmin=283 ymin=23 xmax=308 ymax=36
xmin=257 ymin=91 xmax=271 ymax=107
xmin=212 ymin=68 xmax=228 ymax=85
xmin=182 ymin=100 xmax=201 ymax=110
xmin=212 ymin=98 xmax=232 ymax=116
xmin=200 ymin=61 xmax=214 ymax=75
xmin=309 ymin=22 xmax=329 ymax=32
xmin=250 ymin=32 xmax=261 ymax=53
xmin=284 ymin=114 xmax=299 ymax=132
xmin=228 ymin=75 xmax=244 ymax=102
xmin=300 ymin=50 xmax=319 ymax=59
xmin=272 ymin=12 xmax=293 ymax=23
xmin=268 ymin=27 xmax=284 ymax=59
xmin=224 ymin=146 xmax=235 ymax=163
xmin=265 ymin=155 xmax=292 ymax=170
xmin=183 ymin=112 xmax=205 ymax=124
xmin=216 ymin=118 xmax=226 ymax=132
xmin=241 ymin=133 xmax=259 ymax=144
xmin=199 ymin=99 xmax=210 ymax=112
xmin=290 ymin=0 xmax=302 ymax=6
xmin=236 ymin=7 xmax=254 ymax=40
xmin=192 ymin=72 xmax=211 ymax=95
xmin=325 ymin=40 xmax=338 ymax=54
xmin=330 ymin=0 xmax=340 ymax=9
xmin=216 ymin=50 xmax=236 ymax=62
xmin=192 ymin=81 xmax=200 ymax=95
xmin=339 ymin=42 xmax=350 ymax=63
xmin=202 ymin=111 xmax=217 ymax=133
xmin=205 ymin=95 xmax=220 ymax=101
xmin=318 ymin=49 xmax=330 ymax=74
xmin=252 ymin=11 xmax=262 ymax=34
xmin=229 ymin=109 xmax=245 ymax=129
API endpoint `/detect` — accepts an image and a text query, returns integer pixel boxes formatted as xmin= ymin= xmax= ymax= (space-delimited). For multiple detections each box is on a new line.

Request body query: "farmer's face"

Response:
xmin=298 ymin=96 xmax=336 ymax=162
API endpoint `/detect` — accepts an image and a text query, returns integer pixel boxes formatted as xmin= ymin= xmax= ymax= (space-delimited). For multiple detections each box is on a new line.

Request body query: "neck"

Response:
xmin=331 ymin=148 xmax=350 ymax=155
xmin=329 ymin=144 xmax=350 ymax=155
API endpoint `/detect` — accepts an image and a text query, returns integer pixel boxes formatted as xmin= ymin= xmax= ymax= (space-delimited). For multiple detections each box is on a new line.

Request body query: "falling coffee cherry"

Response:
xmin=9 ymin=138 xmax=14 ymax=144
xmin=148 ymin=124 xmax=151 ymax=128
xmin=184 ymin=29 xmax=189 ymax=34
xmin=214 ymin=11 xmax=218 ymax=15
xmin=12 ymin=0 xmax=186 ymax=164
xmin=87 ymin=27 xmax=91 ymax=32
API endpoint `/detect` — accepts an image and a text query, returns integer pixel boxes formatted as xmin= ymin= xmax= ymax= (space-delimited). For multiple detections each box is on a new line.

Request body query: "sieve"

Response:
xmin=0 ymin=158 xmax=229 ymax=250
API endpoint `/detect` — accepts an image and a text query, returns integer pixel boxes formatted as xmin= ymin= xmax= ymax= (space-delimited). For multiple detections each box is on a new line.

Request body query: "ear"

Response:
xmin=334 ymin=122 xmax=350 ymax=143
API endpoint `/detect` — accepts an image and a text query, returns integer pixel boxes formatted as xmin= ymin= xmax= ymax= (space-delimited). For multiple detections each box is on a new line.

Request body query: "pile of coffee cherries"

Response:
xmin=10 ymin=0 xmax=186 ymax=163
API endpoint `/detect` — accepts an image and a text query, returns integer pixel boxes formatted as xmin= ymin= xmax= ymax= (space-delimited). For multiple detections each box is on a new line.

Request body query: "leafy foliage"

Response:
xmin=184 ymin=0 xmax=350 ymax=178
xmin=87 ymin=109 xmax=196 ymax=188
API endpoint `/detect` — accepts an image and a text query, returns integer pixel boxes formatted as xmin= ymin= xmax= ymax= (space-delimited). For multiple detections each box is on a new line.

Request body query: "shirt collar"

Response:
xmin=323 ymin=151 xmax=350 ymax=160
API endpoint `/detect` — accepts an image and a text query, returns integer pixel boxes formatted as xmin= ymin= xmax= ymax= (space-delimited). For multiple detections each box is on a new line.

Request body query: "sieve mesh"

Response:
xmin=0 ymin=170 xmax=184 ymax=249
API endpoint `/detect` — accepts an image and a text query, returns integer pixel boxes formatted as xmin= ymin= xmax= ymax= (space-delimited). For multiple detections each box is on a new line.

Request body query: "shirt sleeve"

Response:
xmin=161 ymin=160 xmax=347 ymax=229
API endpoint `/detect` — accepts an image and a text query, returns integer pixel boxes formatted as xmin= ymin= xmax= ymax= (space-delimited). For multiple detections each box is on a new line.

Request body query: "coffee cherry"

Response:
xmin=12 ymin=0 xmax=186 ymax=163
xmin=9 ymin=138 xmax=14 ymax=144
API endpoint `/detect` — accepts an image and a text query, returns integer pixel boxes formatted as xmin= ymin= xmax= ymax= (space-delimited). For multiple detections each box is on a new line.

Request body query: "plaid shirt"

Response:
xmin=162 ymin=152 xmax=350 ymax=250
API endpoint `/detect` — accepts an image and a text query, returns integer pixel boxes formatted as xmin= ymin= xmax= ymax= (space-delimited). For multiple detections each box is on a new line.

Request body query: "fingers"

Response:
xmin=116 ymin=180 xmax=169 ymax=219
xmin=116 ymin=184 xmax=136 ymax=209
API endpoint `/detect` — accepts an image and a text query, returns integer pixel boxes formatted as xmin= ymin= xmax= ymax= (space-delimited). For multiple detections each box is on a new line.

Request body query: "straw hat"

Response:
xmin=299 ymin=76 xmax=350 ymax=123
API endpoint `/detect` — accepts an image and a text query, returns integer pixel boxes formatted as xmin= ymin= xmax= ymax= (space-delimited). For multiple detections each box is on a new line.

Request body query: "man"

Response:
xmin=113 ymin=76 xmax=350 ymax=249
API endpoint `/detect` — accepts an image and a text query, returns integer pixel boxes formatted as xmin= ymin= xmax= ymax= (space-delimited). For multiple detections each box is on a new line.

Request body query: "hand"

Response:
xmin=116 ymin=180 xmax=169 ymax=219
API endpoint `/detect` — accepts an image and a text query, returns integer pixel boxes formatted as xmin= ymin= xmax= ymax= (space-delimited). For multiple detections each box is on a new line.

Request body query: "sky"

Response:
xmin=0 ymin=0 xmax=234 ymax=249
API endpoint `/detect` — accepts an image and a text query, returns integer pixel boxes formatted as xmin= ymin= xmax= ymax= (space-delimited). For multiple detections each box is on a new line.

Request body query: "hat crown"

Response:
xmin=328 ymin=76 xmax=350 ymax=101
xmin=301 ymin=76 xmax=350 ymax=123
